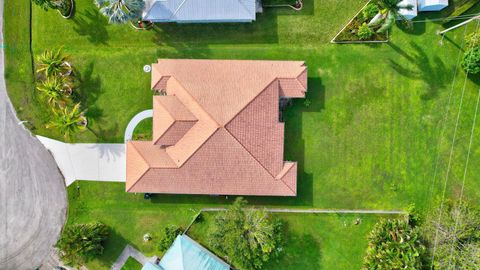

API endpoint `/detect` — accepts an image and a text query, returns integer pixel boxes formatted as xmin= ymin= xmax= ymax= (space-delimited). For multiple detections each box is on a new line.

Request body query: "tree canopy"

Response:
xmin=209 ymin=198 xmax=283 ymax=270
xmin=56 ymin=222 xmax=109 ymax=266
xmin=422 ymin=201 xmax=480 ymax=269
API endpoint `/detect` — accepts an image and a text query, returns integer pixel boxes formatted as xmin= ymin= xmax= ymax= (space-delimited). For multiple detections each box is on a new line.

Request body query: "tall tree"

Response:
xmin=209 ymin=198 xmax=283 ymax=270
xmin=423 ymin=201 xmax=480 ymax=269
xmin=94 ymin=0 xmax=144 ymax=24
xmin=56 ymin=222 xmax=109 ymax=267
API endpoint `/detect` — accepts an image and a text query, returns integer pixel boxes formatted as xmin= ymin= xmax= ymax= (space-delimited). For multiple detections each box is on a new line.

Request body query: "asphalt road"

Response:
xmin=0 ymin=0 xmax=68 ymax=269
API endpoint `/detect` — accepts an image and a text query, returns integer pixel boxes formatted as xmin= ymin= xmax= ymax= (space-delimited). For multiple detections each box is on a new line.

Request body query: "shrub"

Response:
xmin=466 ymin=31 xmax=480 ymax=49
xmin=362 ymin=218 xmax=425 ymax=270
xmin=462 ymin=47 xmax=480 ymax=74
xmin=158 ymin=225 xmax=182 ymax=251
xmin=209 ymin=197 xmax=283 ymax=270
xmin=357 ymin=23 xmax=375 ymax=40
xmin=56 ymin=222 xmax=109 ymax=266
xmin=363 ymin=3 xmax=379 ymax=20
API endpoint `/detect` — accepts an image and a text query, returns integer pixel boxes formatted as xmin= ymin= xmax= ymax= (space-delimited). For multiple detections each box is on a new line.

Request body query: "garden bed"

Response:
xmin=332 ymin=0 xmax=389 ymax=43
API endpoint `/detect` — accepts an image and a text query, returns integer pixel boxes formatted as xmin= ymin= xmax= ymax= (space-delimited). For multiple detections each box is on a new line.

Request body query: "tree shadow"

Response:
xmin=76 ymin=61 xmax=103 ymax=120
xmin=265 ymin=226 xmax=322 ymax=270
xmin=73 ymin=8 xmax=110 ymax=45
xmin=388 ymin=41 xmax=449 ymax=101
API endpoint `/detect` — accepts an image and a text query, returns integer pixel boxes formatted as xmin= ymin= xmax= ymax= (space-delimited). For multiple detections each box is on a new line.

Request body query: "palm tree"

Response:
xmin=36 ymin=48 xmax=72 ymax=78
xmin=372 ymin=0 xmax=413 ymax=33
xmin=46 ymin=103 xmax=87 ymax=140
xmin=94 ymin=0 xmax=144 ymax=24
xmin=36 ymin=77 xmax=69 ymax=108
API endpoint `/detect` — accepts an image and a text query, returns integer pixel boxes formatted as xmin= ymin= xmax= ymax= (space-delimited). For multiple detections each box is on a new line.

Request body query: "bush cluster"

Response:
xmin=35 ymin=48 xmax=87 ymax=140
xmin=462 ymin=31 xmax=480 ymax=74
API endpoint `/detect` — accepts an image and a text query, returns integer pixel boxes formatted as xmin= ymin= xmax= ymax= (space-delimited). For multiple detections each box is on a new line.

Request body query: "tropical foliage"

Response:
xmin=422 ymin=201 xmax=480 ymax=269
xmin=209 ymin=198 xmax=283 ymax=270
xmin=36 ymin=77 xmax=70 ymax=107
xmin=36 ymin=48 xmax=72 ymax=78
xmin=462 ymin=32 xmax=480 ymax=75
xmin=362 ymin=2 xmax=379 ymax=20
xmin=362 ymin=218 xmax=426 ymax=269
xmin=56 ymin=222 xmax=109 ymax=266
xmin=32 ymin=0 xmax=72 ymax=17
xmin=158 ymin=225 xmax=182 ymax=252
xmin=94 ymin=0 xmax=144 ymax=24
xmin=358 ymin=23 xmax=375 ymax=40
xmin=35 ymin=48 xmax=87 ymax=140
xmin=46 ymin=103 xmax=87 ymax=140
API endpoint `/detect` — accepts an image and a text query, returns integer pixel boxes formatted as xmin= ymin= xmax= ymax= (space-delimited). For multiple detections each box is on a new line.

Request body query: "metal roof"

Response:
xmin=158 ymin=235 xmax=230 ymax=270
xmin=142 ymin=0 xmax=256 ymax=22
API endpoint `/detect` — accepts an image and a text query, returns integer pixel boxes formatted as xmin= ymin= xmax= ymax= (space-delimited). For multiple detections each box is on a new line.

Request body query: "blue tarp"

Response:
xmin=158 ymin=235 xmax=230 ymax=270
xmin=142 ymin=0 xmax=256 ymax=23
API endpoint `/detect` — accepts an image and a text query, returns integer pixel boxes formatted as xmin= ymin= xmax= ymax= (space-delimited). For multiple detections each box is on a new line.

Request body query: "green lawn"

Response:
xmin=4 ymin=0 xmax=480 ymax=269
xmin=120 ymin=257 xmax=142 ymax=270
xmin=187 ymin=211 xmax=394 ymax=270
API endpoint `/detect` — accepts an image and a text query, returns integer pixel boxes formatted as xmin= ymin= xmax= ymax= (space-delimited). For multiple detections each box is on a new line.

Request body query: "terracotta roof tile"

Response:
xmin=127 ymin=59 xmax=307 ymax=196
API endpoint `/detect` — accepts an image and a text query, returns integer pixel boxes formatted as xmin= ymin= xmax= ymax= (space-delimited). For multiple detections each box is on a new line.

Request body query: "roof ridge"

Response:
xmin=126 ymin=167 xmax=151 ymax=192
xmin=223 ymin=126 xmax=277 ymax=179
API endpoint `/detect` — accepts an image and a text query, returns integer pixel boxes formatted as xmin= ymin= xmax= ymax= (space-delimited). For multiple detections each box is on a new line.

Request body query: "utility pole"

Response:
xmin=438 ymin=14 xmax=480 ymax=35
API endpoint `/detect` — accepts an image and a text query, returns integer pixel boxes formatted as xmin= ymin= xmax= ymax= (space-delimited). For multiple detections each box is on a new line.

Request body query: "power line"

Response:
xmin=430 ymin=19 xmax=480 ymax=269
xmin=426 ymin=24 xmax=468 ymax=209
xmin=446 ymin=85 xmax=480 ymax=269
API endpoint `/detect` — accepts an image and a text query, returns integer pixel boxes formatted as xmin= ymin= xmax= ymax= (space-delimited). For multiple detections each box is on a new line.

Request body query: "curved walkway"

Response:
xmin=0 ymin=1 xmax=68 ymax=269
xmin=124 ymin=109 xmax=153 ymax=142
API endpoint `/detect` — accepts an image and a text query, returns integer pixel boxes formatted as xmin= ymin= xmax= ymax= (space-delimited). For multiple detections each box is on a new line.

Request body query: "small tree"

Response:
xmin=465 ymin=31 xmax=480 ymax=48
xmin=56 ymin=222 xmax=109 ymax=266
xmin=363 ymin=218 xmax=425 ymax=270
xmin=358 ymin=23 xmax=375 ymax=40
xmin=36 ymin=48 xmax=71 ymax=78
xmin=36 ymin=77 xmax=70 ymax=108
xmin=462 ymin=47 xmax=480 ymax=74
xmin=158 ymin=225 xmax=182 ymax=252
xmin=422 ymin=201 xmax=480 ymax=269
xmin=209 ymin=198 xmax=283 ymax=270
xmin=94 ymin=0 xmax=145 ymax=24
xmin=46 ymin=103 xmax=87 ymax=140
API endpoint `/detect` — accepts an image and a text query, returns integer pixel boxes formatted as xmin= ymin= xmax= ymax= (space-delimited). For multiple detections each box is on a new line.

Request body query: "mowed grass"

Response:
xmin=120 ymin=257 xmax=142 ymax=270
xmin=187 ymin=211 xmax=391 ymax=270
xmin=4 ymin=0 xmax=480 ymax=269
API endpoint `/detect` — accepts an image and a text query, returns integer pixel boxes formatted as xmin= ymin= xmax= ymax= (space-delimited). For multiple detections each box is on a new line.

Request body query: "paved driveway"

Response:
xmin=0 ymin=1 xmax=67 ymax=269
xmin=38 ymin=136 xmax=126 ymax=186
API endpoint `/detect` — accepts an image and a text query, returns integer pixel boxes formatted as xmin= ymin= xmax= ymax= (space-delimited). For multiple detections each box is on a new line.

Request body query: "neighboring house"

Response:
xmin=398 ymin=0 xmax=418 ymax=20
xmin=142 ymin=0 xmax=258 ymax=23
xmin=126 ymin=59 xmax=307 ymax=196
xmin=142 ymin=234 xmax=230 ymax=270
xmin=418 ymin=0 xmax=448 ymax=12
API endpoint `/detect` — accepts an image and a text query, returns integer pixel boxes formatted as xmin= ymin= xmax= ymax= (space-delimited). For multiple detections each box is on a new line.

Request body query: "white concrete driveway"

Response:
xmin=37 ymin=136 xmax=126 ymax=186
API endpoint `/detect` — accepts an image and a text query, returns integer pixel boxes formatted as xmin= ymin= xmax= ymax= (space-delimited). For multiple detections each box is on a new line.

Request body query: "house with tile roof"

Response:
xmin=142 ymin=0 xmax=259 ymax=23
xmin=126 ymin=59 xmax=307 ymax=196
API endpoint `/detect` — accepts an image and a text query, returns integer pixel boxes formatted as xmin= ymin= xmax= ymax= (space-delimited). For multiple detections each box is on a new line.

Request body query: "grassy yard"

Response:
xmin=187 ymin=211 xmax=394 ymax=270
xmin=4 ymin=0 xmax=480 ymax=269
xmin=120 ymin=257 xmax=142 ymax=270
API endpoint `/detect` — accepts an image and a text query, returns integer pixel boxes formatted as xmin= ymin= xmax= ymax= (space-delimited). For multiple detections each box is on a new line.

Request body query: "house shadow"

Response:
xmin=73 ymin=8 xmax=110 ymax=45
xmin=150 ymin=0 xmax=314 ymax=47
xmin=149 ymin=77 xmax=324 ymax=208
xmin=388 ymin=41 xmax=449 ymax=101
